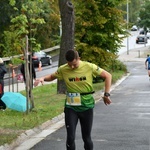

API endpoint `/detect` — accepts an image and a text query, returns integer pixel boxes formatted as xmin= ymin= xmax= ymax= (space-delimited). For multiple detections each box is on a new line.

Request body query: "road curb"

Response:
xmin=0 ymin=113 xmax=64 ymax=150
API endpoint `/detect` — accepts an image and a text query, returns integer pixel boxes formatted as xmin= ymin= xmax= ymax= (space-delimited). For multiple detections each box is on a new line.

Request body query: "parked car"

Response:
xmin=131 ymin=25 xmax=138 ymax=31
xmin=32 ymin=51 xmax=52 ymax=67
xmin=136 ymin=35 xmax=147 ymax=44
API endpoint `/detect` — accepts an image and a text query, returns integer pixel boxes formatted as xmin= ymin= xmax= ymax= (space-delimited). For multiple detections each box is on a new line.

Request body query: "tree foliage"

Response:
xmin=138 ymin=0 xmax=150 ymax=29
xmin=73 ymin=0 xmax=127 ymax=69
xmin=121 ymin=0 xmax=142 ymax=25
xmin=0 ymin=0 xmax=60 ymax=57
xmin=0 ymin=0 xmax=45 ymax=56
xmin=35 ymin=0 xmax=60 ymax=48
xmin=128 ymin=0 xmax=141 ymax=24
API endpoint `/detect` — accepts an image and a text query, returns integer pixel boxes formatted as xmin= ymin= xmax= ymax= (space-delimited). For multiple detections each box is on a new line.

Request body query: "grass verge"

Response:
xmin=0 ymin=70 xmax=126 ymax=146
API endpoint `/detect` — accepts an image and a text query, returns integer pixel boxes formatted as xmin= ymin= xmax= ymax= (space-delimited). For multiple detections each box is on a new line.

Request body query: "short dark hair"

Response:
xmin=65 ymin=50 xmax=79 ymax=62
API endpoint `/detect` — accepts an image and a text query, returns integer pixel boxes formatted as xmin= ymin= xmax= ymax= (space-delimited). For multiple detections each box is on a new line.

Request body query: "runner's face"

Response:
xmin=67 ymin=58 xmax=80 ymax=69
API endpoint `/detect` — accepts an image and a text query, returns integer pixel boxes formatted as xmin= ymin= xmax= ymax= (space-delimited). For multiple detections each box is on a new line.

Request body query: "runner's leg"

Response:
xmin=148 ymin=69 xmax=150 ymax=80
xmin=64 ymin=107 xmax=78 ymax=150
xmin=148 ymin=69 xmax=150 ymax=76
xmin=79 ymin=109 xmax=93 ymax=150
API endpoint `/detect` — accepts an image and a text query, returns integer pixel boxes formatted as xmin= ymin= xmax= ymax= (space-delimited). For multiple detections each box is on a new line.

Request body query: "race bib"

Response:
xmin=66 ymin=93 xmax=81 ymax=106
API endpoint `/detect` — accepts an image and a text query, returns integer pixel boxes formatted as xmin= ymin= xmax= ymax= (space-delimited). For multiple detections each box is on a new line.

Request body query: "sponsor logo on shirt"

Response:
xmin=69 ymin=76 xmax=86 ymax=82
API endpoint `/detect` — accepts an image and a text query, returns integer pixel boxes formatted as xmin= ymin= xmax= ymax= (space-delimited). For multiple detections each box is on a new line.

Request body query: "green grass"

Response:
xmin=0 ymin=70 xmax=126 ymax=146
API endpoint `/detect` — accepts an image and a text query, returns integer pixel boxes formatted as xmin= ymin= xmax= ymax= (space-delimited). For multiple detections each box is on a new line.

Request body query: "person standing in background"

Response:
xmin=145 ymin=54 xmax=150 ymax=80
xmin=0 ymin=58 xmax=7 ymax=110
xmin=20 ymin=55 xmax=36 ymax=88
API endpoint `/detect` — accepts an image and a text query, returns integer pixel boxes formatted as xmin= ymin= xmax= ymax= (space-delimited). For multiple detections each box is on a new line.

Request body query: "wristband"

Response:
xmin=104 ymin=92 xmax=110 ymax=97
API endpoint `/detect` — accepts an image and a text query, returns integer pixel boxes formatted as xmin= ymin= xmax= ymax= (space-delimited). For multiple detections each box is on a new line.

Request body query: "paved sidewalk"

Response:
xmin=1 ymin=45 xmax=150 ymax=150
xmin=118 ymin=46 xmax=150 ymax=62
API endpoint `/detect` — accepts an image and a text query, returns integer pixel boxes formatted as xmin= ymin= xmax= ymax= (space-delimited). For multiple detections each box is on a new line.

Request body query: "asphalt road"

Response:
xmin=28 ymin=60 xmax=150 ymax=150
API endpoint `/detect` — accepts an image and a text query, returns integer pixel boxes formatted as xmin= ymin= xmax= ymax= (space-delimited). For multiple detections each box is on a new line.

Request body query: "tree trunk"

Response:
xmin=24 ymin=35 xmax=30 ymax=114
xmin=23 ymin=35 xmax=34 ymax=113
xmin=57 ymin=0 xmax=75 ymax=94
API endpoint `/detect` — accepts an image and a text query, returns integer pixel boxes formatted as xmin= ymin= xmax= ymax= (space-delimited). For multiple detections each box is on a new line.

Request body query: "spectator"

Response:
xmin=0 ymin=58 xmax=7 ymax=110
xmin=20 ymin=56 xmax=36 ymax=88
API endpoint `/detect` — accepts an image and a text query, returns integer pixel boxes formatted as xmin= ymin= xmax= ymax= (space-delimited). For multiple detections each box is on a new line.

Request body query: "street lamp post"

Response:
xmin=127 ymin=0 xmax=129 ymax=55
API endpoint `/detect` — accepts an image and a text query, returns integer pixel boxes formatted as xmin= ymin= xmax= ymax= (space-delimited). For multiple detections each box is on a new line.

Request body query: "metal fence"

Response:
xmin=2 ymin=45 xmax=60 ymax=63
xmin=3 ymin=45 xmax=60 ymax=92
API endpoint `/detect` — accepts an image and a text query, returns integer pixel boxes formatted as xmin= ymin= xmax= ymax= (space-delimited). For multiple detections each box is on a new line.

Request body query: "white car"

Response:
xmin=131 ymin=25 xmax=138 ymax=31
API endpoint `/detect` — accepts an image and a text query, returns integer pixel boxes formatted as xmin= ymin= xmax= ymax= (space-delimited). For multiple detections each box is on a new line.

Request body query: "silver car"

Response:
xmin=136 ymin=35 xmax=147 ymax=44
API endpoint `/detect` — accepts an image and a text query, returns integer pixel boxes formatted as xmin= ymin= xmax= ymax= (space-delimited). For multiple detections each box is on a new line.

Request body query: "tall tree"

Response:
xmin=58 ymin=0 xmax=75 ymax=93
xmin=0 ymin=0 xmax=58 ymax=56
xmin=6 ymin=0 xmax=47 ymax=111
xmin=138 ymin=0 xmax=150 ymax=29
xmin=9 ymin=0 xmax=46 ymax=53
xmin=0 ymin=0 xmax=20 ymax=56
xmin=35 ymin=0 xmax=60 ymax=49
xmin=73 ymin=0 xmax=127 ymax=69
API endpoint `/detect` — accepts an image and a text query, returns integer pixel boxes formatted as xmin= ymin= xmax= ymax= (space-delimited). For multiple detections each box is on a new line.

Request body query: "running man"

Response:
xmin=34 ymin=50 xmax=112 ymax=150
xmin=145 ymin=54 xmax=150 ymax=79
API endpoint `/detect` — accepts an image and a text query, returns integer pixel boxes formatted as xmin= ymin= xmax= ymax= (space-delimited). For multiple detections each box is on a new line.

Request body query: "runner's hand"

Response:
xmin=102 ymin=96 xmax=112 ymax=105
xmin=34 ymin=78 xmax=44 ymax=87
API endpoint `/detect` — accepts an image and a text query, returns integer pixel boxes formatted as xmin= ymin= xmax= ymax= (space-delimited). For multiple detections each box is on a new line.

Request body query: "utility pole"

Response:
xmin=127 ymin=0 xmax=129 ymax=55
